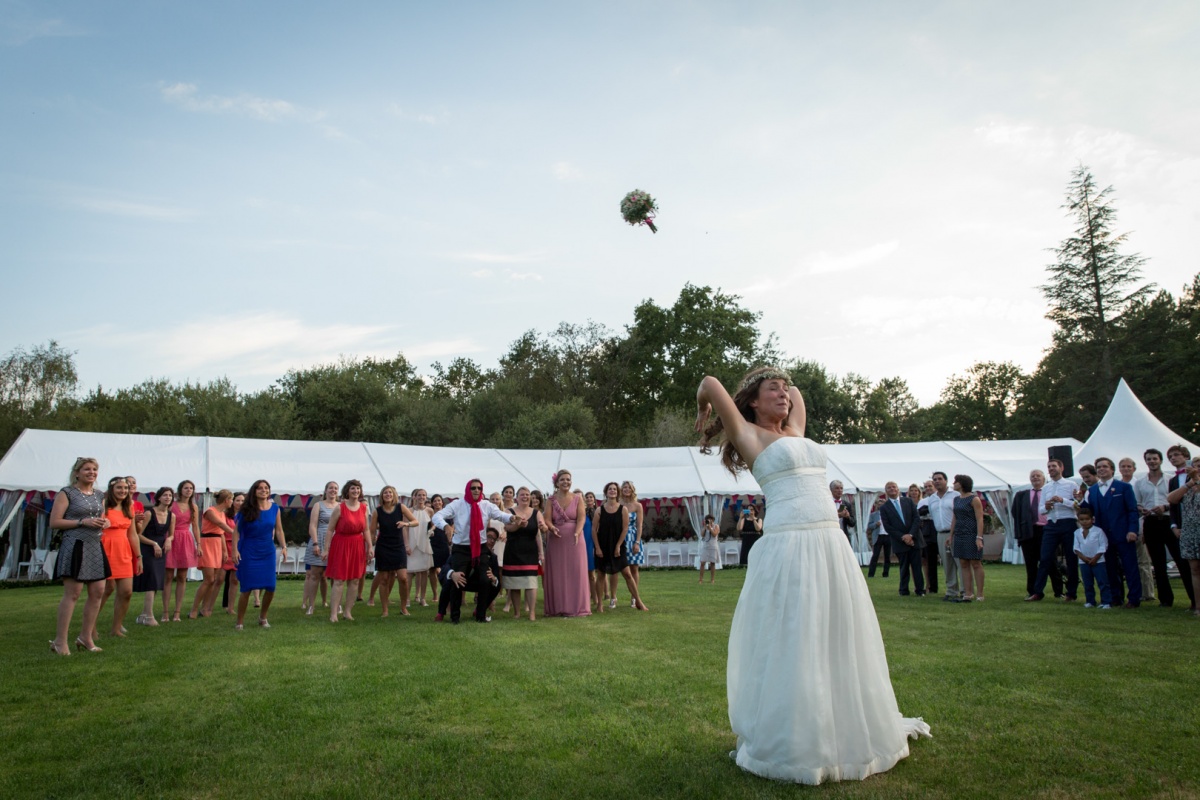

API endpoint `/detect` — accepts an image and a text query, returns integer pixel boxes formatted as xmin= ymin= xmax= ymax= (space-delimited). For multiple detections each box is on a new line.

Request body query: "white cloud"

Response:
xmin=807 ymin=241 xmax=900 ymax=275
xmin=159 ymin=82 xmax=297 ymax=121
xmin=450 ymin=250 xmax=546 ymax=264
xmin=505 ymin=270 xmax=542 ymax=281
xmin=2 ymin=15 xmax=87 ymax=46
xmin=72 ymin=194 xmax=194 ymax=221
xmin=388 ymin=103 xmax=445 ymax=125
xmin=553 ymin=161 xmax=583 ymax=181
xmin=470 ymin=268 xmax=495 ymax=278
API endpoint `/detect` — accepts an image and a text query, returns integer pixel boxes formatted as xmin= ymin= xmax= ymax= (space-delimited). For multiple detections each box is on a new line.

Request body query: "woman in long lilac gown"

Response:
xmin=543 ymin=470 xmax=590 ymax=617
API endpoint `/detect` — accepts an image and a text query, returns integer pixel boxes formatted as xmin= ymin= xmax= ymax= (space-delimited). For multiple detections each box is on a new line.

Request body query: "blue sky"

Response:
xmin=2 ymin=1 xmax=1197 ymax=404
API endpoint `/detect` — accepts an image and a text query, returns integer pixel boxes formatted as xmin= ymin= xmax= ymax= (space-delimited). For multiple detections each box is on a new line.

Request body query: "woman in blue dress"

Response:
xmin=581 ymin=491 xmax=599 ymax=610
xmin=232 ymin=479 xmax=288 ymax=630
xmin=621 ymin=481 xmax=645 ymax=607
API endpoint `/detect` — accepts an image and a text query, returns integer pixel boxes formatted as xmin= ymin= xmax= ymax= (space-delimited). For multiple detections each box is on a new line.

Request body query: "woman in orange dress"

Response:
xmin=324 ymin=479 xmax=373 ymax=622
xmin=190 ymin=490 xmax=234 ymax=618
xmin=99 ymin=476 xmax=142 ymax=639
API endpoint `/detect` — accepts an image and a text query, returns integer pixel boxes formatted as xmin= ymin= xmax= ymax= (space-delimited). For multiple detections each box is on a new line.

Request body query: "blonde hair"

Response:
xmin=68 ymin=457 xmax=99 ymax=487
xmin=213 ymin=489 xmax=233 ymax=505
xmin=379 ymin=485 xmax=398 ymax=508
xmin=621 ymin=480 xmax=639 ymax=504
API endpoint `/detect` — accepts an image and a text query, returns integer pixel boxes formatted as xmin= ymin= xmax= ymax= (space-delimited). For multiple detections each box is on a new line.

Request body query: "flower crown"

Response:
xmin=738 ymin=368 xmax=792 ymax=394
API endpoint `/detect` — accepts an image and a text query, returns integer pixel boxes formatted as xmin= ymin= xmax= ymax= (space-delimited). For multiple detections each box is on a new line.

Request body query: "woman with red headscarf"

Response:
xmin=430 ymin=479 xmax=517 ymax=623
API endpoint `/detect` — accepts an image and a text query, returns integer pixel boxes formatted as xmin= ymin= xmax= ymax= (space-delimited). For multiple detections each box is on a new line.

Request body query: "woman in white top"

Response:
xmin=405 ymin=489 xmax=435 ymax=607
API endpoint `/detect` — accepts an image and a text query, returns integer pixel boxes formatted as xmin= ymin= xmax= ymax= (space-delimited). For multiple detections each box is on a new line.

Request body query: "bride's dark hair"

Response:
xmin=700 ymin=366 xmax=793 ymax=475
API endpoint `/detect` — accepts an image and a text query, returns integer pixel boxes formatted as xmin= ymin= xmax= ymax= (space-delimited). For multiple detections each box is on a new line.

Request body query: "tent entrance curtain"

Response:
xmin=684 ymin=495 xmax=727 ymax=569
xmin=984 ymin=490 xmax=1019 ymax=564
xmin=0 ymin=490 xmax=28 ymax=579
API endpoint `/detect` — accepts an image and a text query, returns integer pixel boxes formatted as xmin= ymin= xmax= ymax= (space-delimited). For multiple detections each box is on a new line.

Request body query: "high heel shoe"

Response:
xmin=74 ymin=637 xmax=102 ymax=652
xmin=49 ymin=640 xmax=70 ymax=656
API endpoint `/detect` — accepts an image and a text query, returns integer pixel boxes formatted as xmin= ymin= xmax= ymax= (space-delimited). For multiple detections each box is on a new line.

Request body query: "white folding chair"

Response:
xmin=41 ymin=550 xmax=58 ymax=580
xmin=286 ymin=546 xmax=304 ymax=574
xmin=17 ymin=548 xmax=47 ymax=580
xmin=723 ymin=542 xmax=740 ymax=565
xmin=686 ymin=545 xmax=699 ymax=569
xmin=665 ymin=545 xmax=684 ymax=567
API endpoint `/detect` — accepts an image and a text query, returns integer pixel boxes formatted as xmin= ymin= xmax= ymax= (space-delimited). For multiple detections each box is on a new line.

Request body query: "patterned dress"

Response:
xmin=624 ymin=507 xmax=645 ymax=566
xmin=305 ymin=502 xmax=334 ymax=567
xmin=1180 ymin=491 xmax=1200 ymax=561
xmin=54 ymin=486 xmax=110 ymax=582
xmin=951 ymin=494 xmax=983 ymax=560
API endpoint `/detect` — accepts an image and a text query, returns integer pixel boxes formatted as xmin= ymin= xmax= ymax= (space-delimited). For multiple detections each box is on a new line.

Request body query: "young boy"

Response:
xmin=1073 ymin=507 xmax=1112 ymax=609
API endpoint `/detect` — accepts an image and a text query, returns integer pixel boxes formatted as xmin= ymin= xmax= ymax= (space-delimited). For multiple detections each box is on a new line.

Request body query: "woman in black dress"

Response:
xmin=503 ymin=487 xmax=546 ymax=620
xmin=738 ymin=504 xmax=763 ymax=565
xmin=592 ymin=482 xmax=649 ymax=613
xmin=133 ymin=486 xmax=175 ymax=626
xmin=369 ymin=486 xmax=418 ymax=618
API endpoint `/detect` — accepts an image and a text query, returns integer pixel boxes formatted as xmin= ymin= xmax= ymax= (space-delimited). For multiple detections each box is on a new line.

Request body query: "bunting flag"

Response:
xmin=299 ymin=494 xmax=312 ymax=509
xmin=278 ymin=493 xmax=291 ymax=508
xmin=653 ymin=498 xmax=662 ymax=511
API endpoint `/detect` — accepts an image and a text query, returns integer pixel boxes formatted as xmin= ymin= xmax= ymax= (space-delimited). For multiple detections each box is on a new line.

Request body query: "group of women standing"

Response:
xmin=47 ymin=460 xmax=651 ymax=653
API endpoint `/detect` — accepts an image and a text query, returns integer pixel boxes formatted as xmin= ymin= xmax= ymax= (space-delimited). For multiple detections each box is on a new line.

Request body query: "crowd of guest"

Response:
xmin=46 ymin=460 xmax=654 ymax=654
xmin=855 ymin=446 xmax=1199 ymax=613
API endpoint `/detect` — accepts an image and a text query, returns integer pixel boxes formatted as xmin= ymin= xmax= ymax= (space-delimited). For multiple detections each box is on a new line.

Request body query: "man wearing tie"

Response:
xmin=1081 ymin=456 xmax=1142 ymax=608
xmin=830 ymin=480 xmax=856 ymax=547
xmin=1012 ymin=469 xmax=1063 ymax=600
xmin=879 ymin=481 xmax=924 ymax=596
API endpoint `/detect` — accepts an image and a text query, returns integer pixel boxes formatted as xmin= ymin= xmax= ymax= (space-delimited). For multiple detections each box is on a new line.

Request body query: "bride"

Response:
xmin=696 ymin=367 xmax=930 ymax=784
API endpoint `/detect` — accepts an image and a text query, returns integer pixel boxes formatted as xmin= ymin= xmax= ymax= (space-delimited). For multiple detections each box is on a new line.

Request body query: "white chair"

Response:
xmin=686 ymin=545 xmax=699 ymax=569
xmin=285 ymin=546 xmax=304 ymax=574
xmin=665 ymin=545 xmax=684 ymax=567
xmin=17 ymin=548 xmax=48 ymax=580
xmin=723 ymin=542 xmax=740 ymax=565
xmin=42 ymin=550 xmax=58 ymax=580
xmin=648 ymin=544 xmax=664 ymax=567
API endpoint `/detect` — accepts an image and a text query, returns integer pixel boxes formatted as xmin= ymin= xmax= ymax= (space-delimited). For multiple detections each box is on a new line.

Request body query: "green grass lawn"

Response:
xmin=1 ymin=565 xmax=1197 ymax=800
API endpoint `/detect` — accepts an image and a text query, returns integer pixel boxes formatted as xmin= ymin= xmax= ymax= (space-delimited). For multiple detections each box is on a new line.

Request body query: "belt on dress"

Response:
xmin=768 ymin=519 xmax=842 ymax=533
xmin=201 ymin=533 xmax=223 ymax=538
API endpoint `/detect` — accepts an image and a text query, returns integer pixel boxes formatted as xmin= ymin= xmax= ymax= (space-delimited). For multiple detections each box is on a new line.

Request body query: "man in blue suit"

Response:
xmin=1081 ymin=456 xmax=1142 ymax=607
xmin=879 ymin=481 xmax=924 ymax=596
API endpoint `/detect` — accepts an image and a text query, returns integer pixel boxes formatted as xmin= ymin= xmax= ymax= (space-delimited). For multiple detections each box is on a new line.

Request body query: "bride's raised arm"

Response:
xmin=785 ymin=385 xmax=807 ymax=438
xmin=695 ymin=375 xmax=742 ymax=438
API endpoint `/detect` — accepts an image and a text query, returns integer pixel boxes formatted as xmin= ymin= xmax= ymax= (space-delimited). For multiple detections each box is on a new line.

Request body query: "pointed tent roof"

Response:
xmin=1075 ymin=379 xmax=1198 ymax=468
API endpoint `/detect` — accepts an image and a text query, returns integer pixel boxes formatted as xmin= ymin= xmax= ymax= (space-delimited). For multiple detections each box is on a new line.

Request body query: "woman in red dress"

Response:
xmin=324 ymin=479 xmax=373 ymax=622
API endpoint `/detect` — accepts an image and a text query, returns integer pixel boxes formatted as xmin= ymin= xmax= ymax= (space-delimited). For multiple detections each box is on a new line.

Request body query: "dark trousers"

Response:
xmin=1144 ymin=516 xmax=1195 ymax=607
xmin=868 ymin=535 xmax=891 ymax=577
xmin=1020 ymin=526 xmax=1063 ymax=597
xmin=922 ymin=539 xmax=939 ymax=595
xmin=447 ymin=544 xmax=501 ymax=622
xmin=739 ymin=533 xmax=761 ymax=566
xmin=1035 ymin=520 xmax=1079 ymax=598
xmin=1106 ymin=538 xmax=1142 ymax=606
xmin=896 ymin=548 xmax=925 ymax=595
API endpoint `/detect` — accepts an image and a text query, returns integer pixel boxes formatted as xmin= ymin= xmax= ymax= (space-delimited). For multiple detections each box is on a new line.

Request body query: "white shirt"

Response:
xmin=1073 ymin=526 xmax=1107 ymax=562
xmin=430 ymin=498 xmax=512 ymax=547
xmin=919 ymin=491 xmax=955 ymax=532
xmin=1134 ymin=473 xmax=1171 ymax=513
xmin=1043 ymin=477 xmax=1079 ymax=522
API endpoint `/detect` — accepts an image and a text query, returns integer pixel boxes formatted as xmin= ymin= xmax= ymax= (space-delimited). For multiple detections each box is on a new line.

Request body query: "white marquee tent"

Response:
xmin=0 ymin=378 xmax=1191 ymax=576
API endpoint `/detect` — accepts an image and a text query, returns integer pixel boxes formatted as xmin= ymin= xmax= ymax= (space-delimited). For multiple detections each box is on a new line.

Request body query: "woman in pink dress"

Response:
xmin=543 ymin=470 xmax=591 ymax=617
xmin=165 ymin=479 xmax=200 ymax=622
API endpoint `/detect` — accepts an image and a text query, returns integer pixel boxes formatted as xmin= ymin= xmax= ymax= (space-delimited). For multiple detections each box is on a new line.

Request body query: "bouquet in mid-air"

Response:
xmin=620 ymin=189 xmax=659 ymax=233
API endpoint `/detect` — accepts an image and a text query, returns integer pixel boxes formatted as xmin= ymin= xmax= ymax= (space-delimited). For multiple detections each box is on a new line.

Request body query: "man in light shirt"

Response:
xmin=1121 ymin=457 xmax=1156 ymax=603
xmin=918 ymin=471 xmax=961 ymax=601
xmin=1137 ymin=448 xmax=1194 ymax=609
xmin=1029 ymin=458 xmax=1080 ymax=602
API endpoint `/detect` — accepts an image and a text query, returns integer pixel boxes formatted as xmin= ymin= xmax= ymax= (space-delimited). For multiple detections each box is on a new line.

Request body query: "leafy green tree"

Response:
xmin=0 ymin=340 xmax=79 ymax=452
xmin=918 ymin=361 xmax=1029 ymax=440
xmin=1042 ymin=165 xmax=1153 ymax=389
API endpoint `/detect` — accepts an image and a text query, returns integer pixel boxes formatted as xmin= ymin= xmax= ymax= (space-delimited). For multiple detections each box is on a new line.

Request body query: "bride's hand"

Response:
xmin=694 ymin=402 xmax=712 ymax=433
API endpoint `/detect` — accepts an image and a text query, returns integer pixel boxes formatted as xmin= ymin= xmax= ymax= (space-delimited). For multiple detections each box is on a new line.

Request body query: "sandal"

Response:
xmin=258 ymin=619 xmax=270 ymax=629
xmin=234 ymin=623 xmax=244 ymax=631
xmin=74 ymin=637 xmax=102 ymax=653
xmin=49 ymin=640 xmax=70 ymax=656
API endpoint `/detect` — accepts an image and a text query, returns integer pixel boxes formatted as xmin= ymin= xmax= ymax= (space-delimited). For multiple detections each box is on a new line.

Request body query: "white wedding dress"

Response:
xmin=728 ymin=437 xmax=930 ymax=784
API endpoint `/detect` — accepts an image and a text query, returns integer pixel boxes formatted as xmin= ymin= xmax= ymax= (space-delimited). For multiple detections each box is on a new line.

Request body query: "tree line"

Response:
xmin=3 ymin=166 xmax=1196 ymax=458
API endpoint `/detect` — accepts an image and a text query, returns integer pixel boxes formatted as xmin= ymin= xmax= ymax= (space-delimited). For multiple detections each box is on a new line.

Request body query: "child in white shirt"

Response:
xmin=1073 ymin=507 xmax=1112 ymax=609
